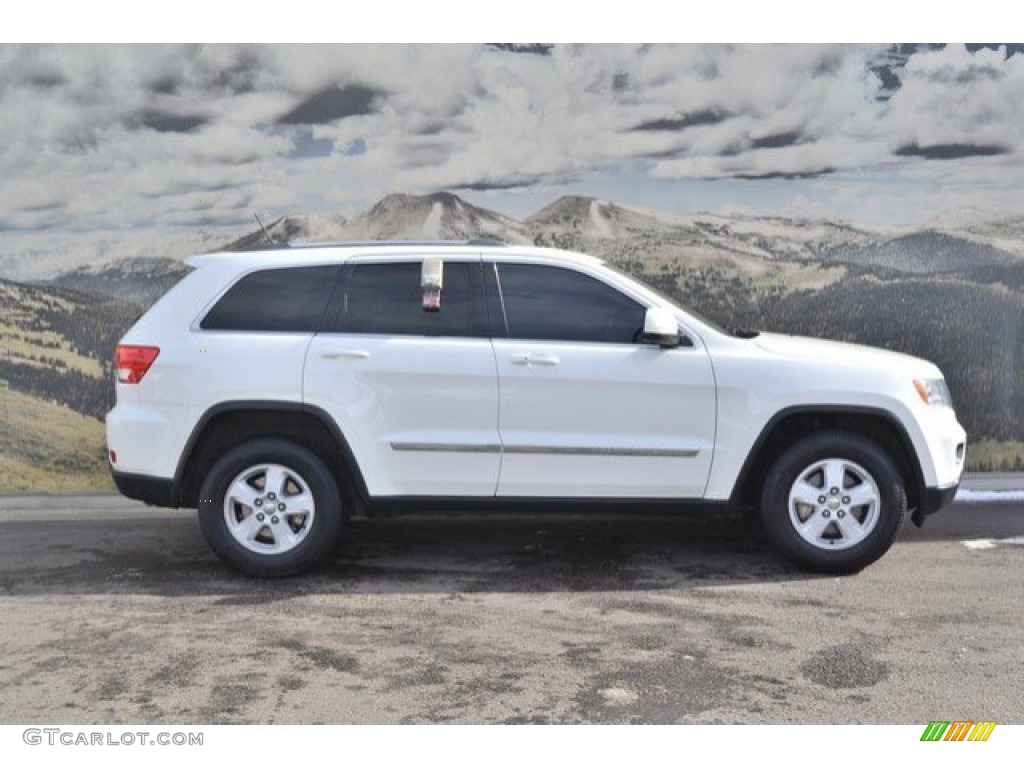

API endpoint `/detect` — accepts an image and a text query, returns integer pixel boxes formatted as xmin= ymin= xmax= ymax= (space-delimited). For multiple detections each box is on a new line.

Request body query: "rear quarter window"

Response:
xmin=200 ymin=265 xmax=341 ymax=332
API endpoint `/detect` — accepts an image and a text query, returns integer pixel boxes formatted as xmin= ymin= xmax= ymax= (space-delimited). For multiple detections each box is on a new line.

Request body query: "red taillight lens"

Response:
xmin=115 ymin=345 xmax=160 ymax=384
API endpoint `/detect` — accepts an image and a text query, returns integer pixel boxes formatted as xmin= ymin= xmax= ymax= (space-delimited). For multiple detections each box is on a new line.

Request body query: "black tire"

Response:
xmin=198 ymin=438 xmax=343 ymax=577
xmin=758 ymin=432 xmax=907 ymax=574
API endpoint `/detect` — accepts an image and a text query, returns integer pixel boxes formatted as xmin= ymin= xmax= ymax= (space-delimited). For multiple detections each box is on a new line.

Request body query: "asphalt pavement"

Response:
xmin=0 ymin=483 xmax=1021 ymax=724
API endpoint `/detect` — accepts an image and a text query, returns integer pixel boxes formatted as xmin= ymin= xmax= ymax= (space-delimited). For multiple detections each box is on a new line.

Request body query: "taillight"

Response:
xmin=115 ymin=345 xmax=160 ymax=384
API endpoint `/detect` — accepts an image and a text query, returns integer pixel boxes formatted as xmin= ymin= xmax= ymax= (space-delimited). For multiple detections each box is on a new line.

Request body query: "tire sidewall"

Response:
xmin=759 ymin=433 xmax=906 ymax=573
xmin=198 ymin=438 xmax=343 ymax=577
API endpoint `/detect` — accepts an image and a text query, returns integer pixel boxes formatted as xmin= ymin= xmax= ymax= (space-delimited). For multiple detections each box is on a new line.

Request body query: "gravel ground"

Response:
xmin=0 ymin=493 xmax=1021 ymax=724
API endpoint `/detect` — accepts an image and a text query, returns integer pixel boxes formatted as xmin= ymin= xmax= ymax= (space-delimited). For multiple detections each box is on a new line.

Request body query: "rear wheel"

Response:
xmin=759 ymin=433 xmax=906 ymax=573
xmin=198 ymin=439 xmax=343 ymax=577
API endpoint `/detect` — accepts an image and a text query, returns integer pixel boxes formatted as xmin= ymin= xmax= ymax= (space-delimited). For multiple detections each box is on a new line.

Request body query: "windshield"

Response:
xmin=599 ymin=261 xmax=727 ymax=335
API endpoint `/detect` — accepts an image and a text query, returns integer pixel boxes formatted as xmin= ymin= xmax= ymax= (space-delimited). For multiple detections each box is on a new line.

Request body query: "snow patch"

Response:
xmin=962 ymin=536 xmax=1024 ymax=550
xmin=962 ymin=539 xmax=998 ymax=550
xmin=589 ymin=199 xmax=614 ymax=239
xmin=955 ymin=489 xmax=1024 ymax=503
xmin=421 ymin=202 xmax=443 ymax=238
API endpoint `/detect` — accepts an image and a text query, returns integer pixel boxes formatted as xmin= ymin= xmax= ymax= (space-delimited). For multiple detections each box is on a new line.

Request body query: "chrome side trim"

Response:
xmin=504 ymin=445 xmax=699 ymax=458
xmin=389 ymin=442 xmax=697 ymax=458
xmin=390 ymin=442 xmax=502 ymax=454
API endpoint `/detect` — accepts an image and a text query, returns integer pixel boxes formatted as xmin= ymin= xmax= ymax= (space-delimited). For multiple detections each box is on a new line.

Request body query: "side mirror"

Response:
xmin=640 ymin=307 xmax=681 ymax=349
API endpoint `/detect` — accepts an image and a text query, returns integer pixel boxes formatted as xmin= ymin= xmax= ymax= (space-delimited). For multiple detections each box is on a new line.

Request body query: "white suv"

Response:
xmin=106 ymin=241 xmax=966 ymax=577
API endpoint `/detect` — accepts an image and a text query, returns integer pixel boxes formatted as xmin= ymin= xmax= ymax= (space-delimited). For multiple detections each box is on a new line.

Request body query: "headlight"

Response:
xmin=913 ymin=378 xmax=953 ymax=407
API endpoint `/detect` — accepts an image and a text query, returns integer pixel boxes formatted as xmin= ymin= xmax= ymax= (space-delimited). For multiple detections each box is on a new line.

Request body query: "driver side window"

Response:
xmin=495 ymin=263 xmax=646 ymax=344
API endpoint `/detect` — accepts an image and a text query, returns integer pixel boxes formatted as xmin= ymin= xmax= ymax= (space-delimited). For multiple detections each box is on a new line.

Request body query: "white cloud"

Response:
xmin=885 ymin=44 xmax=1024 ymax=153
xmin=2 ymin=43 xmax=1024 ymax=270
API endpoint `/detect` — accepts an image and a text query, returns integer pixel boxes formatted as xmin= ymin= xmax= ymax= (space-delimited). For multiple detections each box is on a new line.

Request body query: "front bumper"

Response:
xmin=911 ymin=483 xmax=959 ymax=527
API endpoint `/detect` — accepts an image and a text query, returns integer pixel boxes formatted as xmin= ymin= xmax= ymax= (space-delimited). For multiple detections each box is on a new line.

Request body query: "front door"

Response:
xmin=490 ymin=262 xmax=716 ymax=499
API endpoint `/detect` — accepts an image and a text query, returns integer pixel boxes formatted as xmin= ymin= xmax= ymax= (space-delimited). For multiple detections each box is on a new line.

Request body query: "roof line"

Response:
xmin=240 ymin=238 xmax=508 ymax=251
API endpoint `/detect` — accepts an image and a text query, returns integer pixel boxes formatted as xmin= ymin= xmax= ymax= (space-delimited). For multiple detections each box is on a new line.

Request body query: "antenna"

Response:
xmin=254 ymin=213 xmax=277 ymax=246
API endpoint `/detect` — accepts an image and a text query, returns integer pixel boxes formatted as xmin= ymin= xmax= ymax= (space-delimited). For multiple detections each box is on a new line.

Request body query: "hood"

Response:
xmin=752 ymin=332 xmax=941 ymax=376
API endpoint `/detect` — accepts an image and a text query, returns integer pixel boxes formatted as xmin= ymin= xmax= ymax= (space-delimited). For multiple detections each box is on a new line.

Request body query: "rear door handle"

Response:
xmin=510 ymin=353 xmax=560 ymax=367
xmin=320 ymin=349 xmax=370 ymax=360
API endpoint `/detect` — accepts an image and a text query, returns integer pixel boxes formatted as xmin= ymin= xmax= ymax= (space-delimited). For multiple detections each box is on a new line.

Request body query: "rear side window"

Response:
xmin=200 ymin=266 xmax=341 ymax=332
xmin=496 ymin=263 xmax=646 ymax=344
xmin=335 ymin=261 xmax=484 ymax=337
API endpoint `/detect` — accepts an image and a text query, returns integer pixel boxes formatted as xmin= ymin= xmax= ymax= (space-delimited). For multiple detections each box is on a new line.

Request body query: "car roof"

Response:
xmin=185 ymin=240 xmax=605 ymax=270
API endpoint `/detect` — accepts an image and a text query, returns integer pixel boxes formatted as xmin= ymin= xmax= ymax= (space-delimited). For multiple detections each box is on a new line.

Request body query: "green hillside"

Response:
xmin=0 ymin=277 xmax=137 ymax=422
xmin=0 ymin=278 xmax=137 ymax=491
xmin=0 ymin=385 xmax=110 ymax=491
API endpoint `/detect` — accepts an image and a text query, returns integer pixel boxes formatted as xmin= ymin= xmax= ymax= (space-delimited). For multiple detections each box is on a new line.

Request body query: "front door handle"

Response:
xmin=320 ymin=349 xmax=370 ymax=360
xmin=510 ymin=353 xmax=560 ymax=367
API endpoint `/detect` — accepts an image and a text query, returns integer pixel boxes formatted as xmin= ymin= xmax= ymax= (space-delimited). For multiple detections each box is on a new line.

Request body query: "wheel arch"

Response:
xmin=173 ymin=401 xmax=368 ymax=510
xmin=730 ymin=405 xmax=925 ymax=516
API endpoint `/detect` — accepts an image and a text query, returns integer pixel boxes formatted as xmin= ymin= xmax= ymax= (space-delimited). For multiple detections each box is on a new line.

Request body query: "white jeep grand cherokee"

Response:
xmin=107 ymin=241 xmax=966 ymax=577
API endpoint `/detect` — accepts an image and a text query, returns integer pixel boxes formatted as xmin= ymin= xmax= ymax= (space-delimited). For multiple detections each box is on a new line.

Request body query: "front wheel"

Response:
xmin=198 ymin=439 xmax=343 ymax=577
xmin=759 ymin=433 xmax=907 ymax=573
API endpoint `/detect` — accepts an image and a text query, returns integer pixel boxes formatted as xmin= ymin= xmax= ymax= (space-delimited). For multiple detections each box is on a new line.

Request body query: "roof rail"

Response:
xmin=277 ymin=238 xmax=509 ymax=250
xmin=238 ymin=240 xmax=290 ymax=251
xmin=465 ymin=238 xmax=508 ymax=246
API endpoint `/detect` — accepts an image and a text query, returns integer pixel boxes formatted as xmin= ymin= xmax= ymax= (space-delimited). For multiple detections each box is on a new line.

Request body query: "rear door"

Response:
xmin=490 ymin=261 xmax=716 ymax=499
xmin=304 ymin=256 xmax=500 ymax=497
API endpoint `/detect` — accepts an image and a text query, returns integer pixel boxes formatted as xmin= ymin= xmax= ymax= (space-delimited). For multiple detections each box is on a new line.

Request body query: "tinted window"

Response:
xmin=496 ymin=263 xmax=646 ymax=344
xmin=339 ymin=261 xmax=483 ymax=337
xmin=201 ymin=266 xmax=341 ymax=332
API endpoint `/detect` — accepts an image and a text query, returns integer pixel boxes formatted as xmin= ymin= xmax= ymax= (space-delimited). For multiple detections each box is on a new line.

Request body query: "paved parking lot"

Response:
xmin=0 ymin=492 xmax=1021 ymax=724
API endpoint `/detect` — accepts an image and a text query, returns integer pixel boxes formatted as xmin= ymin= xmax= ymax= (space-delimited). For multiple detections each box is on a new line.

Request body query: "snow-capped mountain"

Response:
xmin=220 ymin=212 xmax=351 ymax=252
xmin=342 ymin=192 xmax=531 ymax=244
xmin=672 ymin=214 xmax=876 ymax=262
xmin=522 ymin=195 xmax=878 ymax=263
xmin=527 ymin=196 xmax=669 ymax=241
xmin=222 ymin=192 xmax=531 ymax=252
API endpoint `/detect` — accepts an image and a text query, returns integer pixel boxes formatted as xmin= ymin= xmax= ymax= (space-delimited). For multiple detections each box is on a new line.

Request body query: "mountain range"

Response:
xmin=7 ymin=191 xmax=1024 ymax=282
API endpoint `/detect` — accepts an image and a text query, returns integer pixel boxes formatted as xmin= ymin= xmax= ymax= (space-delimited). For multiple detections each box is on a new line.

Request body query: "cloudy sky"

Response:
xmin=3 ymin=43 xmax=1024 ymax=267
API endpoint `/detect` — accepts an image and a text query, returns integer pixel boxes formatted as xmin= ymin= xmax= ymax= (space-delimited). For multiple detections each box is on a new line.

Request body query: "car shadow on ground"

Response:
xmin=2 ymin=503 xmax=1016 ymax=600
xmin=0 ymin=512 xmax=825 ymax=599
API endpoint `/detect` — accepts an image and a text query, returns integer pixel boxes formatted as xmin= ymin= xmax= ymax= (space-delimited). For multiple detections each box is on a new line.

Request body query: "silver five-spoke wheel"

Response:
xmin=759 ymin=432 xmax=906 ymax=573
xmin=224 ymin=463 xmax=317 ymax=555
xmin=199 ymin=439 xmax=343 ymax=577
xmin=787 ymin=457 xmax=880 ymax=550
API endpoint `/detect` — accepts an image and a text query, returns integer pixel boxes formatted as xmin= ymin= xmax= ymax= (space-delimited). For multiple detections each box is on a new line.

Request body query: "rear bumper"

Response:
xmin=911 ymin=483 xmax=959 ymax=527
xmin=106 ymin=401 xmax=199 ymax=480
xmin=111 ymin=470 xmax=177 ymax=508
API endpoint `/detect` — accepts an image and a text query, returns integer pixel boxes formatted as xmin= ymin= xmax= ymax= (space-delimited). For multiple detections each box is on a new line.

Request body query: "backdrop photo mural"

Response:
xmin=1 ymin=43 xmax=1022 ymax=490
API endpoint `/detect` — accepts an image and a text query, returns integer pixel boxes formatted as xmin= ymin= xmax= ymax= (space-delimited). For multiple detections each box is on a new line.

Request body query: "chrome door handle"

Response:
xmin=320 ymin=349 xmax=370 ymax=360
xmin=510 ymin=354 xmax=559 ymax=367
xmin=529 ymin=354 xmax=559 ymax=366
